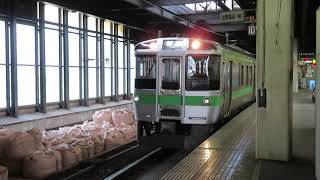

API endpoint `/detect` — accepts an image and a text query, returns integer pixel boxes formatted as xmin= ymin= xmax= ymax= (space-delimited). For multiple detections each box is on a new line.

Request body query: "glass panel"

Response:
xmin=88 ymin=16 xmax=96 ymax=31
xmin=161 ymin=58 xmax=180 ymax=90
xmin=118 ymin=40 xmax=124 ymax=68
xmin=69 ymin=67 xmax=80 ymax=100
xmin=186 ymin=55 xmax=220 ymax=91
xmin=118 ymin=69 xmax=124 ymax=95
xmin=46 ymin=67 xmax=60 ymax=103
xmin=0 ymin=21 xmax=5 ymax=108
xmin=45 ymin=29 xmax=59 ymax=66
xmin=0 ymin=66 xmax=6 ymax=108
xmin=225 ymin=0 xmax=233 ymax=9
xmin=69 ymin=33 xmax=80 ymax=66
xmin=104 ymin=20 xmax=111 ymax=34
xmin=44 ymin=4 xmax=59 ymax=23
xmin=68 ymin=11 xmax=79 ymax=27
xmin=105 ymin=68 xmax=111 ymax=96
xmin=18 ymin=66 xmax=35 ymax=106
xmin=118 ymin=24 xmax=124 ymax=37
xmin=104 ymin=39 xmax=111 ymax=67
xmin=185 ymin=3 xmax=195 ymax=11
xmin=130 ymin=44 xmax=135 ymax=69
xmin=0 ymin=21 xmax=5 ymax=64
xmin=130 ymin=69 xmax=135 ymax=94
xmin=89 ymin=68 xmax=96 ymax=98
xmin=17 ymin=24 xmax=35 ymax=65
xmin=88 ymin=36 xmax=96 ymax=67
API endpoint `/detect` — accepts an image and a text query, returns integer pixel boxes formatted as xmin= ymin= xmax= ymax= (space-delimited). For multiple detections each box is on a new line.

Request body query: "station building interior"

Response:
xmin=0 ymin=0 xmax=320 ymax=179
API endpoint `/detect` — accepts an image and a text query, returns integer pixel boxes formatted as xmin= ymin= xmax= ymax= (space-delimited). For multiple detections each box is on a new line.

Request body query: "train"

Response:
xmin=133 ymin=38 xmax=255 ymax=148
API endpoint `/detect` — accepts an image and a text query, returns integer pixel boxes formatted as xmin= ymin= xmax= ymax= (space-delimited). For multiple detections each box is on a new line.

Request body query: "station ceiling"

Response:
xmin=7 ymin=0 xmax=320 ymax=54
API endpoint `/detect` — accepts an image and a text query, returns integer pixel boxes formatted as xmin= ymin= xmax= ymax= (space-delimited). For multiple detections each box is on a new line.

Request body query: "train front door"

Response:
xmin=157 ymin=57 xmax=184 ymax=120
xmin=222 ymin=61 xmax=232 ymax=117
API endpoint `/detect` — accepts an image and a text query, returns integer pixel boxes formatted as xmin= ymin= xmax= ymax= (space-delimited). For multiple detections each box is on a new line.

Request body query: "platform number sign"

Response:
xmin=248 ymin=24 xmax=256 ymax=36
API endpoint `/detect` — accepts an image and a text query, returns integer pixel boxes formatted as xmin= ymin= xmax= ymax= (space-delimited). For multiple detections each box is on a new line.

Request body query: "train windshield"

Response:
xmin=186 ymin=55 xmax=220 ymax=91
xmin=135 ymin=55 xmax=156 ymax=89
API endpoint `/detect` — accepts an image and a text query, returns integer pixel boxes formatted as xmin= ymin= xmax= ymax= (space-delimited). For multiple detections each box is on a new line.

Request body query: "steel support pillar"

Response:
xmin=126 ymin=27 xmax=131 ymax=99
xmin=100 ymin=19 xmax=105 ymax=104
xmin=59 ymin=9 xmax=63 ymax=108
xmin=256 ymin=0 xmax=293 ymax=161
xmin=114 ymin=23 xmax=119 ymax=102
xmin=83 ymin=15 xmax=89 ymax=107
xmin=9 ymin=0 xmax=18 ymax=117
xmin=5 ymin=20 xmax=10 ymax=115
xmin=63 ymin=10 xmax=70 ymax=109
xmin=39 ymin=2 xmax=47 ymax=113
xmin=96 ymin=19 xmax=100 ymax=103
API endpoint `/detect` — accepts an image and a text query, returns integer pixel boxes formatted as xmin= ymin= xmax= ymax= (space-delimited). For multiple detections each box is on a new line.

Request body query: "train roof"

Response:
xmin=135 ymin=38 xmax=255 ymax=63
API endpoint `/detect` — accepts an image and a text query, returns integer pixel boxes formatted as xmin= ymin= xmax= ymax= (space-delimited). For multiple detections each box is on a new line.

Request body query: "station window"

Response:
xmin=45 ymin=28 xmax=60 ymax=103
xmin=88 ymin=34 xmax=98 ymax=98
xmin=118 ymin=24 xmax=124 ymax=37
xmin=0 ymin=20 xmax=6 ymax=109
xmin=104 ymin=36 xmax=112 ymax=97
xmin=130 ymin=43 xmax=135 ymax=94
xmin=16 ymin=24 xmax=36 ymax=106
xmin=118 ymin=39 xmax=125 ymax=95
xmin=69 ymin=31 xmax=81 ymax=100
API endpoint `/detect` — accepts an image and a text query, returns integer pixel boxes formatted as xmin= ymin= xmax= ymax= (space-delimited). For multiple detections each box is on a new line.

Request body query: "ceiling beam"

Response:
xmin=121 ymin=0 xmax=226 ymax=37
xmin=145 ymin=0 xmax=230 ymax=10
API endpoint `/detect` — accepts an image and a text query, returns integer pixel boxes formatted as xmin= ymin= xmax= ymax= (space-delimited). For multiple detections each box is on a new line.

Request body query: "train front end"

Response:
xmin=133 ymin=38 xmax=223 ymax=147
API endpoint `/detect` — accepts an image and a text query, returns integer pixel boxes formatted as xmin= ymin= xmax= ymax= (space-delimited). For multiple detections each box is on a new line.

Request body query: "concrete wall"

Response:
xmin=0 ymin=101 xmax=133 ymax=132
xmin=256 ymin=0 xmax=293 ymax=161
xmin=293 ymin=39 xmax=299 ymax=93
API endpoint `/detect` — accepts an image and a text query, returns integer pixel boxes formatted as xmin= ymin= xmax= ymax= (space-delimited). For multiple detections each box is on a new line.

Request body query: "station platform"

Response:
xmin=161 ymin=91 xmax=315 ymax=180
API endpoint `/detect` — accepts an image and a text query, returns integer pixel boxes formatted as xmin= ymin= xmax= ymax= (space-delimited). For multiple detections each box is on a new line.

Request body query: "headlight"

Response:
xmin=191 ymin=40 xmax=201 ymax=49
xmin=203 ymin=98 xmax=210 ymax=105
xmin=134 ymin=96 xmax=140 ymax=102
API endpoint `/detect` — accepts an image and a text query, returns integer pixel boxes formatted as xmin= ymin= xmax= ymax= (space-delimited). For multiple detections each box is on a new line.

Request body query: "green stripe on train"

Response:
xmin=135 ymin=86 xmax=253 ymax=106
xmin=221 ymin=48 xmax=255 ymax=64
xmin=231 ymin=86 xmax=254 ymax=100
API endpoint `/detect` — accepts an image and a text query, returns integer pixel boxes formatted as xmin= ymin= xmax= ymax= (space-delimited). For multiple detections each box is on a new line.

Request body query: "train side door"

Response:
xmin=156 ymin=57 xmax=184 ymax=120
xmin=222 ymin=61 xmax=232 ymax=116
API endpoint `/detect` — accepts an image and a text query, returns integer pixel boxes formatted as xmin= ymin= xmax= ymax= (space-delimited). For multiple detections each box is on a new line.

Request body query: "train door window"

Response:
xmin=186 ymin=55 xmax=220 ymax=90
xmin=245 ymin=66 xmax=249 ymax=86
xmin=161 ymin=58 xmax=180 ymax=90
xmin=135 ymin=55 xmax=156 ymax=89
xmin=248 ymin=66 xmax=252 ymax=86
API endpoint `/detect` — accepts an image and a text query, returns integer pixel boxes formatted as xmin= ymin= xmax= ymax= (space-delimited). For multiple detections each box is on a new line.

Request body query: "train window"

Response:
xmin=246 ymin=66 xmax=249 ymax=85
xmin=232 ymin=63 xmax=239 ymax=89
xmin=186 ymin=55 xmax=220 ymax=91
xmin=161 ymin=58 xmax=181 ymax=90
xmin=135 ymin=55 xmax=156 ymax=89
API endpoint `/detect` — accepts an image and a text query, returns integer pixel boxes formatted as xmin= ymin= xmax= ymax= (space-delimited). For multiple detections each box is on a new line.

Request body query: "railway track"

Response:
xmin=46 ymin=141 xmax=162 ymax=180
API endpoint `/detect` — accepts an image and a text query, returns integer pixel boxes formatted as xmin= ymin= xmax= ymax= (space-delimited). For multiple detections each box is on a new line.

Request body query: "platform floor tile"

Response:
xmin=161 ymin=105 xmax=257 ymax=180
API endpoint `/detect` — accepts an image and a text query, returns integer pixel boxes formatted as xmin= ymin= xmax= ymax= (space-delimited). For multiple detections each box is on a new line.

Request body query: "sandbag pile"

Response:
xmin=22 ymin=150 xmax=62 ymax=179
xmin=0 ymin=108 xmax=136 ymax=179
xmin=0 ymin=165 xmax=8 ymax=180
